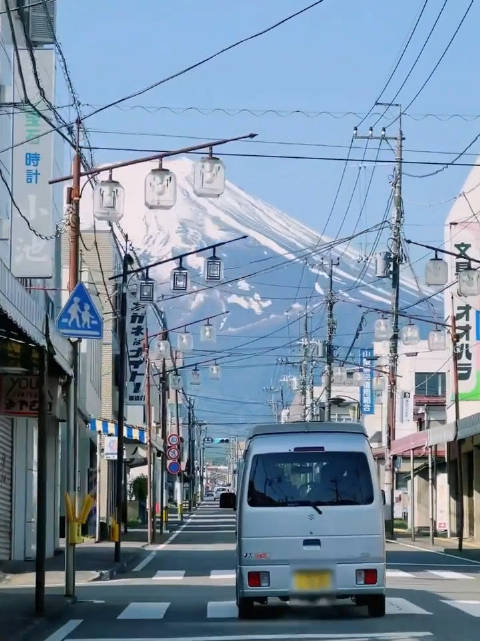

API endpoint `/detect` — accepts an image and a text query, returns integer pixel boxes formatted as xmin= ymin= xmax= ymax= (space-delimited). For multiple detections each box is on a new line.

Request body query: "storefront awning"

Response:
xmin=89 ymin=418 xmax=146 ymax=444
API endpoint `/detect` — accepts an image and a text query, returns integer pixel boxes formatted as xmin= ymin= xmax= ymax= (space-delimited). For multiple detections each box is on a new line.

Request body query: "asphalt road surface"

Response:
xmin=37 ymin=501 xmax=480 ymax=641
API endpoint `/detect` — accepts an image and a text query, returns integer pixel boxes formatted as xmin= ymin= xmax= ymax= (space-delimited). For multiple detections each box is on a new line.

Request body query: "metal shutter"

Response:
xmin=0 ymin=416 xmax=12 ymax=560
xmin=25 ymin=0 xmax=56 ymax=46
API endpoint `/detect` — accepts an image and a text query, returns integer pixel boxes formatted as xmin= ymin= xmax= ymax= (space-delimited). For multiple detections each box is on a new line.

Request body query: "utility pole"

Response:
xmin=301 ymin=310 xmax=309 ymax=421
xmin=188 ymin=399 xmax=194 ymax=512
xmin=114 ymin=250 xmax=132 ymax=562
xmin=354 ymin=104 xmax=404 ymax=539
xmin=451 ymin=295 xmax=464 ymax=551
xmin=144 ymin=328 xmax=154 ymax=544
xmin=65 ymin=120 xmax=81 ymax=599
xmin=324 ymin=257 xmax=339 ymax=422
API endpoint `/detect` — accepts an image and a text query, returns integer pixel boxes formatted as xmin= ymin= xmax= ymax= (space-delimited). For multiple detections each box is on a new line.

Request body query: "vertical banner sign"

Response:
xmin=447 ymin=220 xmax=480 ymax=401
xmin=400 ymin=391 xmax=413 ymax=424
xmin=360 ymin=348 xmax=374 ymax=415
xmin=126 ymin=296 xmax=145 ymax=405
xmin=11 ymin=50 xmax=55 ymax=277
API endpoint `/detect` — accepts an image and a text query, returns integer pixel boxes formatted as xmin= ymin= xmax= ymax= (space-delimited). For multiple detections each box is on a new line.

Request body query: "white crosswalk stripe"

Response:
xmin=117 ymin=602 xmax=170 ymax=619
xmin=153 ymin=571 xmax=185 ymax=580
xmin=386 ymin=569 xmax=415 ymax=579
xmin=428 ymin=570 xmax=475 ymax=580
xmin=210 ymin=570 xmax=236 ymax=579
xmin=205 ymin=598 xmax=432 ymax=618
xmin=442 ymin=600 xmax=480 ymax=616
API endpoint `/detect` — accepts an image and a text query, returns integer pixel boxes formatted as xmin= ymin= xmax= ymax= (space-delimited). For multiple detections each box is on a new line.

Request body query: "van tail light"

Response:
xmin=356 ymin=569 xmax=377 ymax=585
xmin=248 ymin=571 xmax=270 ymax=587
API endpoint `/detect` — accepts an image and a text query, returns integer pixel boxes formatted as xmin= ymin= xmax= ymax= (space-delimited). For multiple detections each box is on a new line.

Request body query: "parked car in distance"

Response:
xmin=214 ymin=486 xmax=228 ymax=500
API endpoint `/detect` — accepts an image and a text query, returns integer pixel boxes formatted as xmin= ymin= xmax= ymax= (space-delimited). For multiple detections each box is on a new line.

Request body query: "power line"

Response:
xmin=358 ymin=0 xmax=430 ymax=127
xmin=80 ymin=0 xmax=327 ymax=123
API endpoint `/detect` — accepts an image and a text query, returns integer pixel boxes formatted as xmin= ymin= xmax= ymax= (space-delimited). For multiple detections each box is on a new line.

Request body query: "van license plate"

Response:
xmin=294 ymin=570 xmax=331 ymax=591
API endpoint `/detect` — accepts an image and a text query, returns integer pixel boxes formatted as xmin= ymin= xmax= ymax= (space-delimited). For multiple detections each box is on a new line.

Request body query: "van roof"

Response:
xmin=249 ymin=422 xmax=367 ymax=439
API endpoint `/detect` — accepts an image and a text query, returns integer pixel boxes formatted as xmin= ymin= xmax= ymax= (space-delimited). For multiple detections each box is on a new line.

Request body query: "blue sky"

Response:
xmin=57 ymin=0 xmax=480 ymax=263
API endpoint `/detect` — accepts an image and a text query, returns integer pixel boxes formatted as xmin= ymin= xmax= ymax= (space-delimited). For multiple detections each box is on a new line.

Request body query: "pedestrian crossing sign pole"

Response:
xmin=56 ymin=282 xmax=103 ymax=339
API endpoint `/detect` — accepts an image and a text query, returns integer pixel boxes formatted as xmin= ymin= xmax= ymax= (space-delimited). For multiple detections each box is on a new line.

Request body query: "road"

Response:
xmin=38 ymin=501 xmax=480 ymax=641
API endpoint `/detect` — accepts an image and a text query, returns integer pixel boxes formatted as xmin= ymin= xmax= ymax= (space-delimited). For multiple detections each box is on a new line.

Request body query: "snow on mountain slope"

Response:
xmin=79 ymin=157 xmax=439 ymax=431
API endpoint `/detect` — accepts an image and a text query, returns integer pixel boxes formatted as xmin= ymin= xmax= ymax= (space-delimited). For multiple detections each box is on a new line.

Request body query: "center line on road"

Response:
xmin=133 ymin=514 xmax=197 ymax=571
xmin=153 ymin=570 xmax=186 ymax=580
xmin=70 ymin=633 xmax=434 ymax=641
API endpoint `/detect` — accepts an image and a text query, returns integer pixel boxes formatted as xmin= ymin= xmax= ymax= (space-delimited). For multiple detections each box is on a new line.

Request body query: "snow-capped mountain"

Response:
xmin=80 ymin=158 xmax=438 ymax=435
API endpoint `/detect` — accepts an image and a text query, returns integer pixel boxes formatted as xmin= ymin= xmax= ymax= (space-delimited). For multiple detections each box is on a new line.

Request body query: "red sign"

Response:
xmin=167 ymin=446 xmax=179 ymax=460
xmin=167 ymin=433 xmax=180 ymax=446
xmin=167 ymin=460 xmax=180 ymax=475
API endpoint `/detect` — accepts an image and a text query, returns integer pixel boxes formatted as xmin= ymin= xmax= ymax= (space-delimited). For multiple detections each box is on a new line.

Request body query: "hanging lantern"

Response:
xmin=190 ymin=366 xmax=201 ymax=386
xmin=193 ymin=152 xmax=225 ymax=197
xmin=168 ymin=373 xmax=182 ymax=390
xmin=312 ymin=339 xmax=325 ymax=358
xmin=200 ymin=320 xmax=216 ymax=342
xmin=333 ymin=366 xmax=347 ymax=385
xmin=428 ymin=328 xmax=447 ymax=351
xmin=400 ymin=321 xmax=420 ymax=346
xmin=93 ymin=171 xmax=125 ymax=222
xmin=209 ymin=362 xmax=221 ymax=380
xmin=137 ymin=275 xmax=155 ymax=303
xmin=205 ymin=248 xmax=223 ymax=282
xmin=171 ymin=258 xmax=189 ymax=292
xmin=144 ymin=162 xmax=177 ymax=209
xmin=373 ymin=375 xmax=385 ymax=391
xmin=458 ymin=269 xmax=480 ymax=297
xmin=177 ymin=330 xmax=193 ymax=353
xmin=425 ymin=254 xmax=448 ymax=287
xmin=352 ymin=370 xmax=364 ymax=386
xmin=375 ymin=316 xmax=392 ymax=341
xmin=151 ymin=337 xmax=170 ymax=362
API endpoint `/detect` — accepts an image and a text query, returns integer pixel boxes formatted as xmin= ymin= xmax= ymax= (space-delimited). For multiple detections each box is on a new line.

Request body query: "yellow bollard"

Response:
xmin=65 ymin=492 xmax=96 ymax=545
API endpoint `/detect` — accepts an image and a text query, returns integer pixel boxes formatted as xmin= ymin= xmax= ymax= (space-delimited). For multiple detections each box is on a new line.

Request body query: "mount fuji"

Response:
xmin=81 ymin=157 xmax=437 ymax=435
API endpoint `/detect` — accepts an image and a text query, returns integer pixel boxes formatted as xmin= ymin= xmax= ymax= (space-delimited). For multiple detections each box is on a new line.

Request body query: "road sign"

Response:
xmin=167 ymin=446 xmax=179 ymax=460
xmin=167 ymin=460 xmax=180 ymax=475
xmin=103 ymin=436 xmax=118 ymax=460
xmin=167 ymin=433 xmax=180 ymax=446
xmin=56 ymin=282 xmax=103 ymax=339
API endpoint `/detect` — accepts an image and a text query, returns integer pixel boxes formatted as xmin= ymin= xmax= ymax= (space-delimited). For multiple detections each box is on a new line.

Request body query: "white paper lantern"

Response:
xmin=458 ymin=269 xmax=480 ymax=297
xmin=177 ymin=331 xmax=193 ymax=353
xmin=193 ymin=155 xmax=225 ymax=197
xmin=333 ymin=366 xmax=347 ymax=385
xmin=200 ymin=321 xmax=216 ymax=342
xmin=145 ymin=167 xmax=177 ymax=209
xmin=168 ymin=373 xmax=182 ymax=390
xmin=400 ymin=322 xmax=420 ymax=346
xmin=190 ymin=366 xmax=201 ymax=386
xmin=425 ymin=257 xmax=448 ymax=287
xmin=373 ymin=375 xmax=386 ymax=391
xmin=428 ymin=329 xmax=447 ymax=351
xmin=375 ymin=317 xmax=392 ymax=341
xmin=352 ymin=370 xmax=364 ymax=386
xmin=94 ymin=175 xmax=124 ymax=222
xmin=209 ymin=362 xmax=221 ymax=380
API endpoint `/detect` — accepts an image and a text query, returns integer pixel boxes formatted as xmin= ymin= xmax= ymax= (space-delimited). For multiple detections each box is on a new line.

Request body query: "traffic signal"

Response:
xmin=214 ymin=438 xmax=230 ymax=443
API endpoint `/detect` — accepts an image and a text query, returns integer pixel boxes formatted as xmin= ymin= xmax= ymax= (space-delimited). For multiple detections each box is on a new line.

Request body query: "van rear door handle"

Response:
xmin=303 ymin=538 xmax=321 ymax=547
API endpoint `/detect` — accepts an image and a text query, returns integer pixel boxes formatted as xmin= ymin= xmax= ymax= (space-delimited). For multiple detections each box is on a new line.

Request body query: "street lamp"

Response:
xmin=458 ymin=269 xmax=480 ymax=297
xmin=428 ymin=328 xmax=447 ymax=351
xmin=400 ymin=321 xmax=420 ymax=346
xmin=177 ymin=329 xmax=193 ymax=353
xmin=375 ymin=316 xmax=392 ymax=341
xmin=209 ymin=362 xmax=221 ymax=380
xmin=193 ymin=151 xmax=225 ymax=197
xmin=171 ymin=258 xmax=189 ymax=292
xmin=93 ymin=171 xmax=125 ymax=222
xmin=190 ymin=366 xmax=201 ymax=385
xmin=145 ymin=160 xmax=177 ymax=209
xmin=205 ymin=248 xmax=223 ymax=282
xmin=425 ymin=253 xmax=448 ymax=287
xmin=200 ymin=319 xmax=216 ymax=342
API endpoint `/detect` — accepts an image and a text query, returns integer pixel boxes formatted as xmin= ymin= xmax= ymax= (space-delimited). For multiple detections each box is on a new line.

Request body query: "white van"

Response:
xmin=235 ymin=422 xmax=385 ymax=618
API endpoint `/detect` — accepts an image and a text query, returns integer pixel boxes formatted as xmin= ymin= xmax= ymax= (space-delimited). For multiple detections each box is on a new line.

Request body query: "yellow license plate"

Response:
xmin=294 ymin=570 xmax=331 ymax=591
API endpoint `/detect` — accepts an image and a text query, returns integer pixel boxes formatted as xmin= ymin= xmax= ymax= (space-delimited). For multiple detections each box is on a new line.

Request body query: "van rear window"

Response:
xmin=247 ymin=451 xmax=373 ymax=507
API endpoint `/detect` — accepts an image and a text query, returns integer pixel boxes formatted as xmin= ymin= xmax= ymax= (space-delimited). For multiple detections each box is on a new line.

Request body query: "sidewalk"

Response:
xmin=0 ymin=517 xmax=180 ymax=641
xmin=390 ymin=531 xmax=480 ymax=562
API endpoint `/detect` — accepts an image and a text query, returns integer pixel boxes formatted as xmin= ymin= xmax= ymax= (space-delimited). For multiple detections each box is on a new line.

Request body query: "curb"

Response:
xmin=93 ymin=545 xmax=149 ymax=582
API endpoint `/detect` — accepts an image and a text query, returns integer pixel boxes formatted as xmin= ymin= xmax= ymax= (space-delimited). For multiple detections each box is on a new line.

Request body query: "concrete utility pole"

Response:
xmin=301 ymin=310 xmax=309 ymax=421
xmin=324 ymin=257 xmax=340 ymax=422
xmin=144 ymin=328 xmax=154 ymax=544
xmin=451 ymin=295 xmax=464 ymax=551
xmin=354 ymin=104 xmax=404 ymax=539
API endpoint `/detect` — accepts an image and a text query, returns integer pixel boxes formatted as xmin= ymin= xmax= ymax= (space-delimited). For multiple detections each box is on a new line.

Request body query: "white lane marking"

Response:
xmin=428 ymin=570 xmax=474 ymax=580
xmin=442 ymin=600 xmax=480 ymax=616
xmin=210 ymin=570 xmax=236 ymax=579
xmin=133 ymin=552 xmax=156 ymax=572
xmin=207 ymin=601 xmax=238 ymax=618
xmin=117 ymin=602 xmax=170 ymax=619
xmin=389 ymin=562 xmax=477 ymax=567
xmin=73 ymin=632 xmax=431 ymax=640
xmin=388 ymin=539 xmax=480 ymax=565
xmin=133 ymin=512 xmax=197 ymax=571
xmin=178 ymin=530 xmax=234 ymax=534
xmin=386 ymin=569 xmax=415 ymax=579
xmin=153 ymin=570 xmax=185 ymax=580
xmin=386 ymin=597 xmax=432 ymax=615
xmin=43 ymin=619 xmax=83 ymax=641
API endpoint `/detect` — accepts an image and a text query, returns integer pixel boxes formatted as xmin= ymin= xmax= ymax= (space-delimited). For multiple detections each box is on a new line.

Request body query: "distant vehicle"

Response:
xmin=214 ymin=486 xmax=228 ymax=500
xmin=235 ymin=422 xmax=386 ymax=619
xmin=205 ymin=490 xmax=214 ymax=499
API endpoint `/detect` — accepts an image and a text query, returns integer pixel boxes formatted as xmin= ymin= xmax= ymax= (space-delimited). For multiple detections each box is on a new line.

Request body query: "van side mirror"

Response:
xmin=381 ymin=490 xmax=386 ymax=505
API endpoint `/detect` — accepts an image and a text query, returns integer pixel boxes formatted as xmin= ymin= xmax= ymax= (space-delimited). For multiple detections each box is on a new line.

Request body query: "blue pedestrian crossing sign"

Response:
xmin=56 ymin=282 xmax=103 ymax=339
